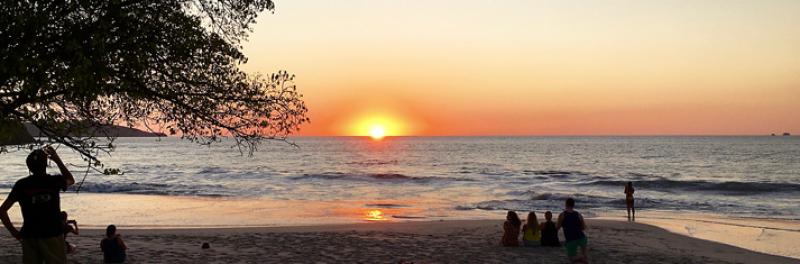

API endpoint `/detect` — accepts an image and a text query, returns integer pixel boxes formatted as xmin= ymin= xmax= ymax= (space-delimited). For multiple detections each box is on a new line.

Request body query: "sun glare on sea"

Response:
xmin=365 ymin=209 xmax=386 ymax=221
xmin=369 ymin=125 xmax=386 ymax=140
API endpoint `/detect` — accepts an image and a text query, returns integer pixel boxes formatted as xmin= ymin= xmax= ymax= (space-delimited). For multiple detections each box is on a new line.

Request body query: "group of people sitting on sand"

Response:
xmin=500 ymin=183 xmax=636 ymax=264
xmin=501 ymin=198 xmax=590 ymax=263
xmin=0 ymin=147 xmax=128 ymax=263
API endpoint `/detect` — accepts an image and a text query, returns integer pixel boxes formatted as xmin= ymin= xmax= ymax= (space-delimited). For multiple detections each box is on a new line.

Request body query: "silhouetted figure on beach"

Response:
xmin=522 ymin=211 xmax=541 ymax=246
xmin=557 ymin=198 xmax=588 ymax=263
xmin=62 ymin=211 xmax=79 ymax=254
xmin=101 ymin=225 xmax=128 ymax=263
xmin=501 ymin=211 xmax=521 ymax=247
xmin=625 ymin=182 xmax=635 ymax=221
xmin=0 ymin=146 xmax=75 ymax=264
xmin=539 ymin=211 xmax=560 ymax=247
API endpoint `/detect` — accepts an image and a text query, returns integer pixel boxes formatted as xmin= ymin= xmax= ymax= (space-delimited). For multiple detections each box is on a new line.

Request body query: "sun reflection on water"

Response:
xmin=365 ymin=209 xmax=387 ymax=221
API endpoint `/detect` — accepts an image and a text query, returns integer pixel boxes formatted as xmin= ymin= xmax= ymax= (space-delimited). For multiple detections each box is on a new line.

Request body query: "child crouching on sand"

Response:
xmin=540 ymin=211 xmax=560 ymax=247
xmin=501 ymin=211 xmax=522 ymax=246
xmin=522 ymin=212 xmax=541 ymax=246
xmin=101 ymin=225 xmax=128 ymax=263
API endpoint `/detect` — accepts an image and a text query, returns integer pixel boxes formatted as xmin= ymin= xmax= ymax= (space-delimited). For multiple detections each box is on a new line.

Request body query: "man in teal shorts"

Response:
xmin=557 ymin=198 xmax=588 ymax=263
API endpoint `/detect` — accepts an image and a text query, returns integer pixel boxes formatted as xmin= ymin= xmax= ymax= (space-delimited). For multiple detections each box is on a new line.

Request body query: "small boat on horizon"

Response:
xmin=783 ymin=132 xmax=791 ymax=136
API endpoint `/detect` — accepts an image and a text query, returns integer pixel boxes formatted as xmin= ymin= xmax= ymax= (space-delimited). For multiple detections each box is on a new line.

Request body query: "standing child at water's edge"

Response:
xmin=624 ymin=181 xmax=635 ymax=221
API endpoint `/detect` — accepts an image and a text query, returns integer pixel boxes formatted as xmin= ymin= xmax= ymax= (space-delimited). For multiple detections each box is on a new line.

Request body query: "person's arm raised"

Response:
xmin=44 ymin=146 xmax=74 ymax=187
xmin=0 ymin=196 xmax=21 ymax=241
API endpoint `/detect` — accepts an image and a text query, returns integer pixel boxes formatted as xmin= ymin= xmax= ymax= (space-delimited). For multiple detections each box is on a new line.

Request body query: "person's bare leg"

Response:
xmin=632 ymin=202 xmax=636 ymax=221
xmin=581 ymin=245 xmax=589 ymax=263
xmin=626 ymin=201 xmax=632 ymax=221
xmin=626 ymin=206 xmax=631 ymax=221
xmin=568 ymin=248 xmax=589 ymax=264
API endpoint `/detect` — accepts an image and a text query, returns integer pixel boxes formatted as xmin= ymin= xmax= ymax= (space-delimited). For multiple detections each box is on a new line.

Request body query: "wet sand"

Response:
xmin=1 ymin=219 xmax=797 ymax=264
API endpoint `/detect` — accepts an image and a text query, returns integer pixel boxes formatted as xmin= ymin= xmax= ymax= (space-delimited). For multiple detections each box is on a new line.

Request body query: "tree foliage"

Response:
xmin=0 ymin=0 xmax=308 ymax=164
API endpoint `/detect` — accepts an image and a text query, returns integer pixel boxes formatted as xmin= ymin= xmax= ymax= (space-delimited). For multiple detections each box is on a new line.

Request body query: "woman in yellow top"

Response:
xmin=522 ymin=211 xmax=541 ymax=246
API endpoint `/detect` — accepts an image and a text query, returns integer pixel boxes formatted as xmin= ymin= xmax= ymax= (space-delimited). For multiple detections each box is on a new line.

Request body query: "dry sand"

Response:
xmin=1 ymin=219 xmax=797 ymax=264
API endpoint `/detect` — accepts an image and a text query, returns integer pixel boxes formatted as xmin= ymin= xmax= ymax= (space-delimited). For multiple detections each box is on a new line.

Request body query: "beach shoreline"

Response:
xmin=2 ymin=192 xmax=799 ymax=262
xmin=2 ymin=217 xmax=798 ymax=263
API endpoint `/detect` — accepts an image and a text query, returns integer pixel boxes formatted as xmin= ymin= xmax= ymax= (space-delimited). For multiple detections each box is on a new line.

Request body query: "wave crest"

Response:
xmin=586 ymin=179 xmax=800 ymax=194
xmin=65 ymin=182 xmax=231 ymax=197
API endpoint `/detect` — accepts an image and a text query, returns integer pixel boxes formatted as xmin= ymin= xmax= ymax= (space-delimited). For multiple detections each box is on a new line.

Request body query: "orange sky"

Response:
xmin=241 ymin=0 xmax=800 ymax=136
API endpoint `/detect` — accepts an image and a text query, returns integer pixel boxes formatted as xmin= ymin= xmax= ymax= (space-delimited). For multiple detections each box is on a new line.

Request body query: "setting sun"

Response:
xmin=369 ymin=125 xmax=386 ymax=140
xmin=344 ymin=112 xmax=416 ymax=138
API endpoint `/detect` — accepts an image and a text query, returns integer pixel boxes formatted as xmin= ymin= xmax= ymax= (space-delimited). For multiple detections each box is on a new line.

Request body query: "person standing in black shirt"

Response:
xmin=557 ymin=198 xmax=588 ymax=264
xmin=1 ymin=146 xmax=75 ymax=264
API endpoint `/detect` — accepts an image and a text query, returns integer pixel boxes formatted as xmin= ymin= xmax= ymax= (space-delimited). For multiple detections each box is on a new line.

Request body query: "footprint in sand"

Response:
xmin=684 ymin=225 xmax=697 ymax=237
xmin=755 ymin=228 xmax=775 ymax=241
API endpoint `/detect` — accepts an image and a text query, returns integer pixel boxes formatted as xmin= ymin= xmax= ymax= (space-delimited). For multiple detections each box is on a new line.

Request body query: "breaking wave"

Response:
xmin=585 ymin=179 xmax=800 ymax=195
xmin=66 ymin=182 xmax=232 ymax=197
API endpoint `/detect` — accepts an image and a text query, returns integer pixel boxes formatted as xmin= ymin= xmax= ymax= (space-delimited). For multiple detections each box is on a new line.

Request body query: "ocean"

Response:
xmin=1 ymin=136 xmax=799 ymax=225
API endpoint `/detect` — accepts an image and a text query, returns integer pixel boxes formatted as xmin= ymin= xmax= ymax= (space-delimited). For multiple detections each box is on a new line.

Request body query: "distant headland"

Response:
xmin=23 ymin=123 xmax=166 ymax=138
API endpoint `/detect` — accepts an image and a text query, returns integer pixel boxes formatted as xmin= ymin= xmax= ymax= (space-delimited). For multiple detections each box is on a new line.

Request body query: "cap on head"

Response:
xmin=26 ymin=149 xmax=47 ymax=176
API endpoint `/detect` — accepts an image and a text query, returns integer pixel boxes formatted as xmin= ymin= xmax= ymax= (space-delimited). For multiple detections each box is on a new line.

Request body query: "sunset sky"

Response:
xmin=241 ymin=0 xmax=800 ymax=136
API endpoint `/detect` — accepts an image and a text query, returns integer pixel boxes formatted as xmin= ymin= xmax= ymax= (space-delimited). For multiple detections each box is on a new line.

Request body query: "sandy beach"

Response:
xmin=1 ymin=217 xmax=797 ymax=264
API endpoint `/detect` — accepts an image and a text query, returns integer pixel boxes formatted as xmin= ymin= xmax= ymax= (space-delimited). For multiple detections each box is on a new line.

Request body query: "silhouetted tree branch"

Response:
xmin=1 ymin=0 xmax=308 ymax=165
